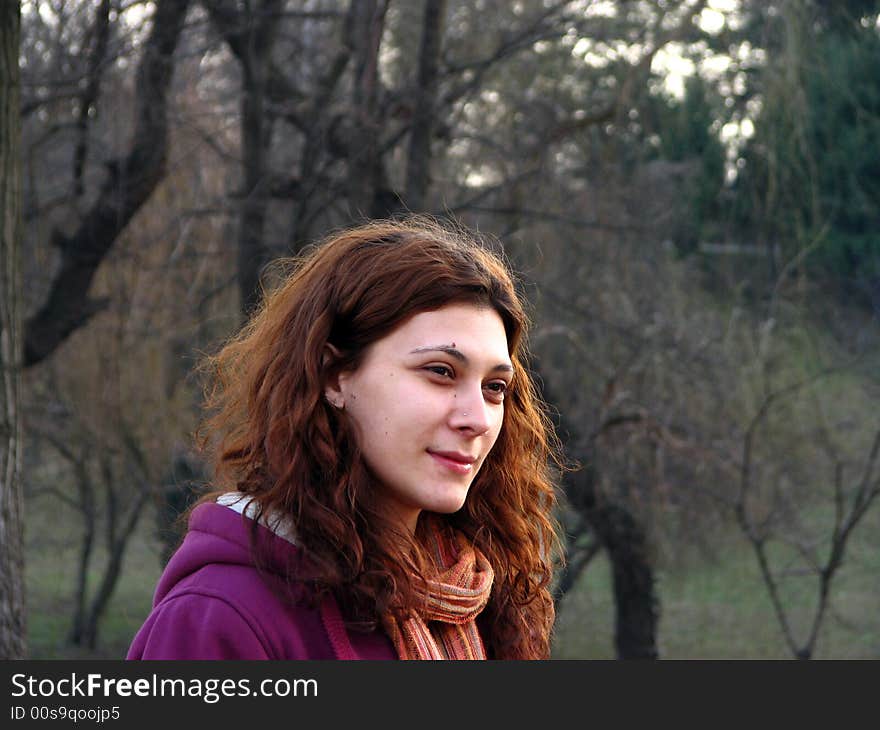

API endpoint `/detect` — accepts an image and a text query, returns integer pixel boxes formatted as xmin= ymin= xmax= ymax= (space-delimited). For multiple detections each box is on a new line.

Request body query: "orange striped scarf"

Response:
xmin=382 ymin=522 xmax=494 ymax=660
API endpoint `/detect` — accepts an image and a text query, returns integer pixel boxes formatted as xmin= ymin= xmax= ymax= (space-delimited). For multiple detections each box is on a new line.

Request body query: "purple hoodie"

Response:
xmin=126 ymin=500 xmax=397 ymax=660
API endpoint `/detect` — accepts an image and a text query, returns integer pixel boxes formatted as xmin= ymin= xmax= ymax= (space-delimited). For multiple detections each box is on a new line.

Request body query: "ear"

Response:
xmin=322 ymin=343 xmax=345 ymax=409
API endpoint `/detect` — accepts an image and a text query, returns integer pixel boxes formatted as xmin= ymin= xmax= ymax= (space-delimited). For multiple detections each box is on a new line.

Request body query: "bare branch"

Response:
xmin=544 ymin=0 xmax=708 ymax=144
xmin=23 ymin=0 xmax=192 ymax=366
xmin=28 ymin=486 xmax=80 ymax=511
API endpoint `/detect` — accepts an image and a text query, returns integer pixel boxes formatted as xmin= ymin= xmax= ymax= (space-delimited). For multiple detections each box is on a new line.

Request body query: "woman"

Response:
xmin=127 ymin=217 xmax=562 ymax=660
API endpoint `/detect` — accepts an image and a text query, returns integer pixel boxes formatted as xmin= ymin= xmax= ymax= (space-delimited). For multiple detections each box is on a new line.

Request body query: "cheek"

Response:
xmin=492 ymin=404 xmax=506 ymax=433
xmin=346 ymin=376 xmax=422 ymax=441
xmin=486 ymin=410 xmax=505 ymax=447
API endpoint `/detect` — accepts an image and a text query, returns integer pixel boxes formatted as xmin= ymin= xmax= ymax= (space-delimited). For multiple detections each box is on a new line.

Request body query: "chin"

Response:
xmin=425 ymin=492 xmax=470 ymax=515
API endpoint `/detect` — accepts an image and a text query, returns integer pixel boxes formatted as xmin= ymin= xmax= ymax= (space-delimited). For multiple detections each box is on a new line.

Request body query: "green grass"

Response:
xmin=551 ymin=504 xmax=880 ymax=659
xmin=24 ymin=496 xmax=162 ymax=660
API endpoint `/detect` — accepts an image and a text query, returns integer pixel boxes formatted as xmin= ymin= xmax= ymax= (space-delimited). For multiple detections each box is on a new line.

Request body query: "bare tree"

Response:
xmin=36 ymin=419 xmax=153 ymax=650
xmin=539 ymin=350 xmax=661 ymax=660
xmin=23 ymin=0 xmax=191 ymax=366
xmin=734 ymin=376 xmax=880 ymax=659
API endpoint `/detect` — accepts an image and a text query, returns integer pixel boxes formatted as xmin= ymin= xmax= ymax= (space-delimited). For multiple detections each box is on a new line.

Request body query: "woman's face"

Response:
xmin=328 ymin=303 xmax=513 ymax=533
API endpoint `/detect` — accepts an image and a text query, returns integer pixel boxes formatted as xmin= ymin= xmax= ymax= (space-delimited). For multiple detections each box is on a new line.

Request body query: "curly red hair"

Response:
xmin=197 ymin=217 xmax=563 ymax=659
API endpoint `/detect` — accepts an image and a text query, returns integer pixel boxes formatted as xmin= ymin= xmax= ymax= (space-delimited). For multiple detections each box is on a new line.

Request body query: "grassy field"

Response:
xmin=24 ymin=496 xmax=164 ymax=660
xmin=551 ymin=505 xmax=880 ymax=659
xmin=23 ymin=493 xmax=880 ymax=660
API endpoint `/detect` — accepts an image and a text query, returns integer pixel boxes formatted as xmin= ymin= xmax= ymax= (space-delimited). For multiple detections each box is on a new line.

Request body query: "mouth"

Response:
xmin=427 ymin=450 xmax=477 ymax=475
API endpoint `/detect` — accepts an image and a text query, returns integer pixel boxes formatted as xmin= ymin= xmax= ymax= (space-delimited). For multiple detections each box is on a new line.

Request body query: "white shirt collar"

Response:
xmin=216 ymin=492 xmax=298 ymax=546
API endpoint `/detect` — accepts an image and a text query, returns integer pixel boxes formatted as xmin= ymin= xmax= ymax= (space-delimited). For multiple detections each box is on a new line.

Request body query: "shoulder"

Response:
xmin=126 ymin=587 xmax=273 ymax=659
xmin=128 ymin=564 xmax=332 ymax=660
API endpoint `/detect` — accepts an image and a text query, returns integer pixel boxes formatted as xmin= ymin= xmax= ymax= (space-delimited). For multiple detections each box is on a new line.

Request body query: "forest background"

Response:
xmin=1 ymin=0 xmax=878 ymax=660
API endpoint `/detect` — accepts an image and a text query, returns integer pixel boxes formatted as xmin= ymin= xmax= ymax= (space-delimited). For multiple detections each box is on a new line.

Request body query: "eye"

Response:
xmin=484 ymin=380 xmax=509 ymax=401
xmin=425 ymin=364 xmax=454 ymax=379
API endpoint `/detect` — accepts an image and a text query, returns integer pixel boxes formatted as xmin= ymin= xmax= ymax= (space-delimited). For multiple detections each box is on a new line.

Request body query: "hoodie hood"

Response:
xmin=128 ymin=497 xmax=397 ymax=660
xmin=154 ymin=496 xmax=301 ymax=606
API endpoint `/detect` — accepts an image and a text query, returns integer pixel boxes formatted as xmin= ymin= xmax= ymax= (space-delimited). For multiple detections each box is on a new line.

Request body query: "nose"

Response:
xmin=448 ymin=384 xmax=492 ymax=435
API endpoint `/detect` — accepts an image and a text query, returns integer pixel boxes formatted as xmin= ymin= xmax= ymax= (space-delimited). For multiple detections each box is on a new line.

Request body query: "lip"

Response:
xmin=428 ymin=450 xmax=477 ymax=474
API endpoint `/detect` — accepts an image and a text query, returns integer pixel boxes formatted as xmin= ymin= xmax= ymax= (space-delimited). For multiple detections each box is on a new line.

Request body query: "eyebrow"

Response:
xmin=409 ymin=345 xmax=514 ymax=374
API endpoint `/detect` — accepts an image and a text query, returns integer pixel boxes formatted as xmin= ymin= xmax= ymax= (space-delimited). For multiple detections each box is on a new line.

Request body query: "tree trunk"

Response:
xmin=68 ymin=462 xmax=96 ymax=647
xmin=81 ymin=488 xmax=149 ymax=649
xmin=535 ymin=348 xmax=661 ymax=660
xmin=593 ymin=501 xmax=660 ymax=659
xmin=565 ymin=462 xmax=660 ymax=659
xmin=68 ymin=521 xmax=94 ymax=646
xmin=347 ymin=0 xmax=388 ymax=218
xmin=405 ymin=0 xmax=446 ymax=211
xmin=236 ymin=0 xmax=282 ymax=316
xmin=0 ymin=0 xmax=27 ymax=660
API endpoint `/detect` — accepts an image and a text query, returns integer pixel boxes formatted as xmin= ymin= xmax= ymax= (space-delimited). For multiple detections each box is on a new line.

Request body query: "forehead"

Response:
xmin=378 ymin=303 xmax=510 ymax=357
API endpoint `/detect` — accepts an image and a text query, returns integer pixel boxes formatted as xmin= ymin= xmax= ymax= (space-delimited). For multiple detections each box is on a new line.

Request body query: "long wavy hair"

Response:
xmin=197 ymin=217 xmax=563 ymax=659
